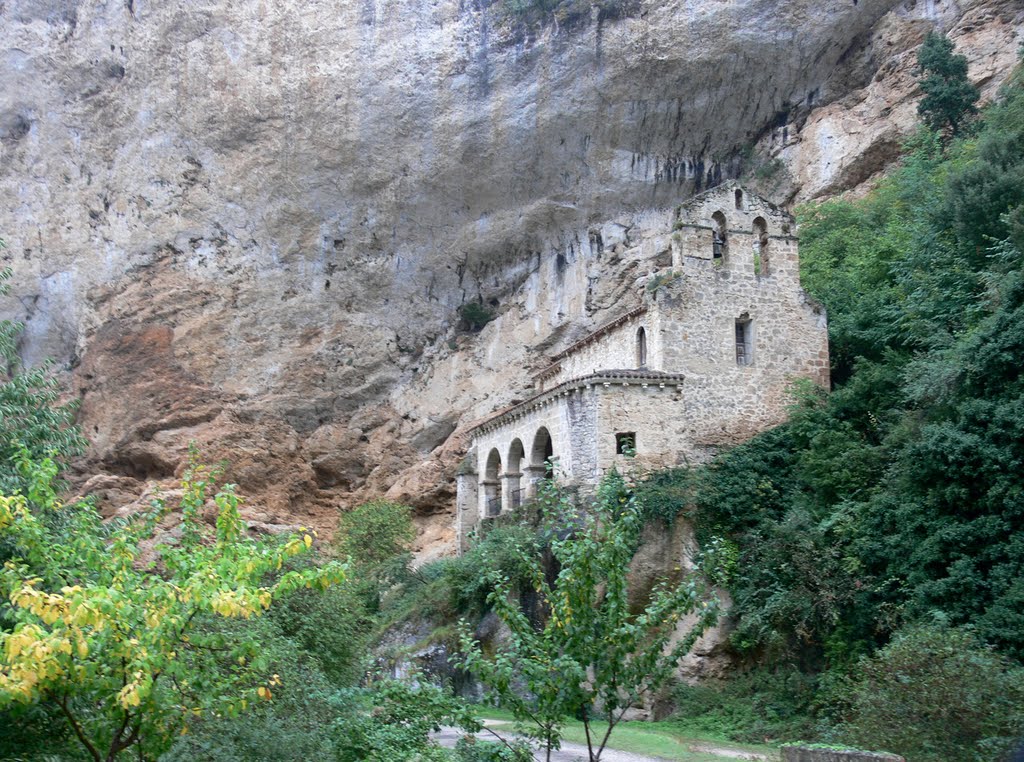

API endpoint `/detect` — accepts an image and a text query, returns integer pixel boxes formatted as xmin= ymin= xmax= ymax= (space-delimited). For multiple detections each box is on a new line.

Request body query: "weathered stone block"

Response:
xmin=781 ymin=746 xmax=905 ymax=762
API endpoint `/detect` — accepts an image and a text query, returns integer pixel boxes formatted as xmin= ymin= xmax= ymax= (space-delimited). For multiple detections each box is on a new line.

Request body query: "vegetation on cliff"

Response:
xmin=0 ymin=264 xmax=86 ymax=497
xmin=3 ymin=31 xmax=1023 ymax=762
xmin=642 ymin=50 xmax=1024 ymax=762
xmin=459 ymin=472 xmax=719 ymax=762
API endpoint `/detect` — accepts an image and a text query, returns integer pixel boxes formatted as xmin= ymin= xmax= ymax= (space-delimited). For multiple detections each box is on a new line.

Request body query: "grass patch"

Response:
xmin=476 ymin=710 xmax=777 ymax=761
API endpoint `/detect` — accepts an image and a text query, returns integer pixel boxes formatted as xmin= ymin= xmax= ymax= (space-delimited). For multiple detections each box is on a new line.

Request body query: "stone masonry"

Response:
xmin=456 ymin=183 xmax=829 ymax=550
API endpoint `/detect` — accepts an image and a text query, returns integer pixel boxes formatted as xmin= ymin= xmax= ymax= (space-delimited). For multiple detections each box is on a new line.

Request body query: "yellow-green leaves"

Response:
xmin=0 ymin=494 xmax=28 ymax=530
xmin=0 ymin=451 xmax=349 ymax=761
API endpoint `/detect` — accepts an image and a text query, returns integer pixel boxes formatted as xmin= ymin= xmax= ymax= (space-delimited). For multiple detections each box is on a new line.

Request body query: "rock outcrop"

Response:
xmin=0 ymin=0 xmax=1020 ymax=549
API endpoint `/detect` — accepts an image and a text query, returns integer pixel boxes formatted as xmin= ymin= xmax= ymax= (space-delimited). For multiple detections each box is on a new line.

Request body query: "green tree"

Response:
xmin=836 ymin=623 xmax=1024 ymax=762
xmin=0 ymin=449 xmax=347 ymax=761
xmin=459 ymin=473 xmax=718 ymax=762
xmin=337 ymin=499 xmax=416 ymax=572
xmin=458 ymin=302 xmax=495 ymax=333
xmin=336 ymin=499 xmax=416 ymax=611
xmin=0 ymin=257 xmax=92 ymax=757
xmin=333 ymin=677 xmax=487 ymax=762
xmin=916 ymin=31 xmax=980 ymax=137
xmin=0 ymin=263 xmax=86 ymax=494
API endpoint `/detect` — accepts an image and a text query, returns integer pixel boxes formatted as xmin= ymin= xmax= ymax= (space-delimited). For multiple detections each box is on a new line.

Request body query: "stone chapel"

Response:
xmin=455 ymin=183 xmax=830 ymax=550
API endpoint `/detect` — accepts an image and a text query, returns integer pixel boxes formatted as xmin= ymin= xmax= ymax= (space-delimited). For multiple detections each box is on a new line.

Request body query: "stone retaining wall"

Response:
xmin=781 ymin=746 xmax=905 ymax=762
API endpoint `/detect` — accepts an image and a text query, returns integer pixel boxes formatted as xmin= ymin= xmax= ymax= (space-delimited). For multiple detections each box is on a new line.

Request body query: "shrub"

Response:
xmin=634 ymin=466 xmax=692 ymax=525
xmin=835 ymin=623 xmax=1024 ymax=762
xmin=377 ymin=523 xmax=542 ymax=632
xmin=443 ymin=524 xmax=541 ymax=619
xmin=0 ymin=265 xmax=86 ymax=495
xmin=337 ymin=499 xmax=416 ymax=571
xmin=671 ymin=666 xmax=819 ymax=744
xmin=454 ymin=736 xmax=533 ymax=761
xmin=162 ymin=614 xmax=339 ymax=762
xmin=459 ymin=302 xmax=495 ymax=332
xmin=332 ymin=678 xmax=481 ymax=762
xmin=337 ymin=499 xmax=416 ymax=612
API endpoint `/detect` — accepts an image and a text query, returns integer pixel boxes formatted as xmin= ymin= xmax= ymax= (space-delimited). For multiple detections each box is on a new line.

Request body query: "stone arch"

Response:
xmin=636 ymin=326 xmax=647 ymax=368
xmin=526 ymin=427 xmax=555 ymax=497
xmin=752 ymin=216 xmax=769 ymax=276
xmin=483 ymin=448 xmax=502 ymax=517
xmin=507 ymin=438 xmax=525 ymax=509
xmin=531 ymin=427 xmax=554 ymax=468
xmin=711 ymin=210 xmax=728 ymax=261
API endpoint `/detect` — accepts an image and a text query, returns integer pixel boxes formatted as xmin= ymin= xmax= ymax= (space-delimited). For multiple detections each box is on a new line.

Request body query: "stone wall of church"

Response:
xmin=648 ymin=189 xmax=829 ymax=451
xmin=468 ymin=389 xmax=595 ymax=519
xmin=547 ymin=311 xmax=651 ymax=386
xmin=462 ymin=183 xmax=829 ymax=537
xmin=595 ymin=383 xmax=692 ymax=472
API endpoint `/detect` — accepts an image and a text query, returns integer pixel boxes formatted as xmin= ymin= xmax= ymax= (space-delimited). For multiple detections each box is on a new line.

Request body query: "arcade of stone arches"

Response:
xmin=481 ymin=426 xmax=555 ymax=516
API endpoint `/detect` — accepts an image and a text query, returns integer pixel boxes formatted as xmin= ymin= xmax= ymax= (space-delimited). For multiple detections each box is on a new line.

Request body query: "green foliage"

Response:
xmin=753 ymin=157 xmax=785 ymax=181
xmin=0 ymin=265 xmax=86 ymax=496
xmin=267 ymin=571 xmax=369 ymax=686
xmin=446 ymin=524 xmax=542 ymax=619
xmin=458 ymin=473 xmax=718 ymax=761
xmin=161 ymin=611 xmax=340 ymax=762
xmin=671 ymin=665 xmax=819 ymax=743
xmin=337 ymin=498 xmax=415 ymax=611
xmin=834 ymin=623 xmax=1024 ymax=761
xmin=633 ymin=466 xmax=690 ymax=525
xmin=645 ymin=270 xmax=680 ymax=294
xmin=338 ymin=499 xmax=416 ymax=571
xmin=333 ymin=677 xmax=482 ymax=762
xmin=377 ymin=523 xmax=542 ymax=634
xmin=916 ymin=32 xmax=980 ymax=137
xmin=459 ymin=302 xmax=495 ymax=333
xmin=0 ymin=448 xmax=347 ymax=761
xmin=657 ymin=66 xmax=1024 ymax=749
xmin=453 ymin=737 xmax=533 ymax=762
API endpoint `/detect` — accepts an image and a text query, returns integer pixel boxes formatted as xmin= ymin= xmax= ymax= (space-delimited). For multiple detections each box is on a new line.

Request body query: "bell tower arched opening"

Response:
xmin=753 ymin=216 xmax=769 ymax=276
xmin=712 ymin=211 xmax=728 ymax=261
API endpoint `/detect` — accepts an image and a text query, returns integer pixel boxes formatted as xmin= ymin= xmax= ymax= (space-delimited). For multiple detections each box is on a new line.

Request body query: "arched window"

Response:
xmin=484 ymin=448 xmax=502 ymax=517
xmin=636 ymin=326 xmax=647 ymax=368
xmin=752 ymin=216 xmax=769 ymax=276
xmin=507 ymin=439 xmax=524 ymax=509
xmin=525 ymin=427 xmax=555 ymax=498
xmin=711 ymin=211 xmax=727 ymax=261
xmin=734 ymin=189 xmax=744 ymax=210
xmin=530 ymin=427 xmax=554 ymax=474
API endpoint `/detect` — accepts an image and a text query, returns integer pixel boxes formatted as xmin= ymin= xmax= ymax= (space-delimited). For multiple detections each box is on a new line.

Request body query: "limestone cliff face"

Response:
xmin=0 ymin=0 xmax=1020 ymax=552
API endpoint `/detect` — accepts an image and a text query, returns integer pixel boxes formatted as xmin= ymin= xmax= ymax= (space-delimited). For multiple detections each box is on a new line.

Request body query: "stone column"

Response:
xmin=524 ymin=465 xmax=547 ymax=499
xmin=455 ymin=470 xmax=479 ymax=555
xmin=503 ymin=472 xmax=522 ymax=512
xmin=481 ymin=480 xmax=501 ymax=518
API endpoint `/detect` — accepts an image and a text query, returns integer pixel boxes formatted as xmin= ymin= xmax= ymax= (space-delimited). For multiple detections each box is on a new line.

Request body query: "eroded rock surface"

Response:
xmin=0 ymin=0 xmax=1020 ymax=548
